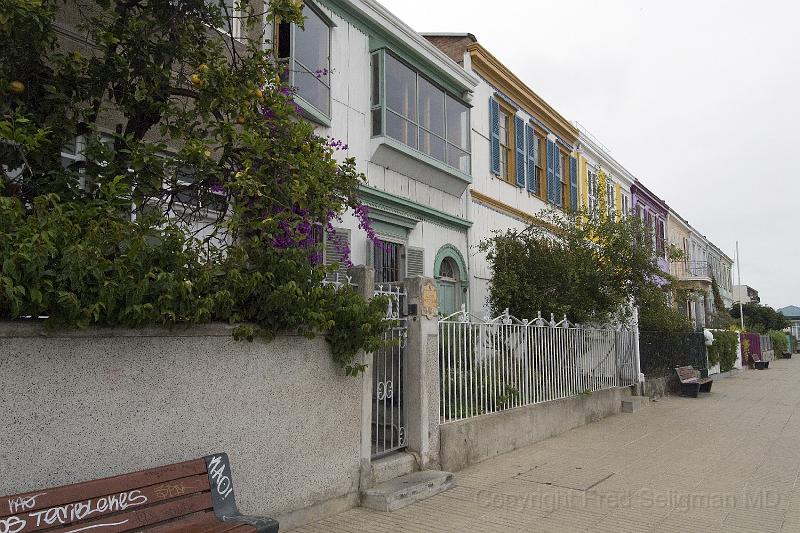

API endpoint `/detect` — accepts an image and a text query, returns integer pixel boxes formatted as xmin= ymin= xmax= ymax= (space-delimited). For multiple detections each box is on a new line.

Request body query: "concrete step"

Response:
xmin=621 ymin=396 xmax=650 ymax=413
xmin=370 ymin=452 xmax=416 ymax=485
xmin=361 ymin=470 xmax=455 ymax=512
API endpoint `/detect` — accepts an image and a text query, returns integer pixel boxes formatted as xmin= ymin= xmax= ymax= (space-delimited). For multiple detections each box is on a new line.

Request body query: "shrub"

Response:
xmin=708 ymin=330 xmax=739 ymax=372
xmin=769 ymin=330 xmax=788 ymax=357
xmin=0 ymin=0 xmax=389 ymax=374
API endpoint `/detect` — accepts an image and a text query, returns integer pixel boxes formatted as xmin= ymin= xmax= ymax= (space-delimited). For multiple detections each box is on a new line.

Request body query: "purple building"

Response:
xmin=630 ymin=179 xmax=670 ymax=275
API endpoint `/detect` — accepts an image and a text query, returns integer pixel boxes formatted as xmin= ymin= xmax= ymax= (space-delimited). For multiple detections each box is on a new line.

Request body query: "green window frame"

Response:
xmin=371 ymin=49 xmax=471 ymax=175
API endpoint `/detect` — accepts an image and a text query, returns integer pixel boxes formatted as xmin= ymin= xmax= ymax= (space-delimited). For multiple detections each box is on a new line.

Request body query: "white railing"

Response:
xmin=439 ymin=307 xmax=638 ymax=423
xmin=760 ymin=334 xmax=774 ymax=361
xmin=320 ymin=272 xmax=355 ymax=290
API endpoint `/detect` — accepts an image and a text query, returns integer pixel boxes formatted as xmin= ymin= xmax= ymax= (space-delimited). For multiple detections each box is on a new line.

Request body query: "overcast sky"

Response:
xmin=378 ymin=0 xmax=800 ymax=310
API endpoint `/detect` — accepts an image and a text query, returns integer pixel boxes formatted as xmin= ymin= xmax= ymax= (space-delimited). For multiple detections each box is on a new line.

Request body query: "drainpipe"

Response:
xmin=463 ymin=49 xmax=474 ymax=316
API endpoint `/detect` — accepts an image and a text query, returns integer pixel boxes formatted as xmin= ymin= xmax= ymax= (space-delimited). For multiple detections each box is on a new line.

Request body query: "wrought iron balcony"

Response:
xmin=671 ymin=261 xmax=711 ymax=281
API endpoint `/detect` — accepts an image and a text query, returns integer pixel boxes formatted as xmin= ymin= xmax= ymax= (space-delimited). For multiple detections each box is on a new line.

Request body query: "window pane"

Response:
xmin=446 ymin=96 xmax=469 ymax=151
xmin=371 ymin=54 xmax=380 ymax=106
xmin=446 ymin=144 xmax=470 ymax=174
xmin=295 ymin=6 xmax=329 ymax=85
xmin=386 ymin=110 xmax=418 ymax=149
xmin=417 ymin=77 xmax=444 ymax=137
xmin=371 ymin=108 xmax=382 ymax=136
xmin=277 ymin=22 xmax=291 ymax=59
xmin=294 ymin=62 xmax=330 ymax=115
xmin=420 ymin=130 xmax=445 ymax=162
xmin=385 ymin=54 xmax=416 ymax=121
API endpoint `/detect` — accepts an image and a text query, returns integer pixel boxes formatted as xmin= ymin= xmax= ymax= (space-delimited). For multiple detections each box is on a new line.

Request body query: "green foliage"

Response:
xmin=769 ymin=330 xmax=788 ymax=357
xmin=706 ymin=276 xmax=736 ymax=329
xmin=708 ymin=330 xmax=738 ymax=372
xmin=729 ymin=302 xmax=790 ymax=334
xmin=480 ymin=208 xmax=691 ymax=330
xmin=0 ymin=0 xmax=388 ymax=372
xmin=638 ymin=284 xmax=694 ymax=332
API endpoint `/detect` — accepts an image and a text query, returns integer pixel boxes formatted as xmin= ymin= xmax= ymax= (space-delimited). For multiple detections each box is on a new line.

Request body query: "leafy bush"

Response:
xmin=708 ymin=330 xmax=739 ymax=372
xmin=481 ymin=208 xmax=692 ymax=330
xmin=769 ymin=330 xmax=788 ymax=357
xmin=0 ymin=0 xmax=388 ymax=373
xmin=729 ymin=303 xmax=790 ymax=333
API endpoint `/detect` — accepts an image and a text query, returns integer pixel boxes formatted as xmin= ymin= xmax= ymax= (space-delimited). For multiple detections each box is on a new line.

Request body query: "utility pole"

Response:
xmin=736 ymin=241 xmax=745 ymax=330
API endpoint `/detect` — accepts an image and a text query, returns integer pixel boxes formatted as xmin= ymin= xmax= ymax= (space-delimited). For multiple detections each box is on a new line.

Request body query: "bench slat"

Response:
xmin=13 ymin=474 xmax=211 ymax=533
xmin=44 ymin=491 xmax=212 ymax=533
xmin=193 ymin=521 xmax=257 ymax=533
xmin=2 ymin=459 xmax=207 ymax=519
xmin=140 ymin=511 xmax=220 ymax=533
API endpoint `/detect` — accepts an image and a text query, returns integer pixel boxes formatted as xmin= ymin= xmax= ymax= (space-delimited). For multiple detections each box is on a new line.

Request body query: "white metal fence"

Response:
xmin=760 ymin=334 xmax=774 ymax=361
xmin=439 ymin=308 xmax=639 ymax=423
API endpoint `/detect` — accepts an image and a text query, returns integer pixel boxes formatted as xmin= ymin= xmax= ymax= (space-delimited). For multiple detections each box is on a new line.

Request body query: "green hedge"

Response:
xmin=708 ymin=330 xmax=739 ymax=372
xmin=769 ymin=330 xmax=788 ymax=357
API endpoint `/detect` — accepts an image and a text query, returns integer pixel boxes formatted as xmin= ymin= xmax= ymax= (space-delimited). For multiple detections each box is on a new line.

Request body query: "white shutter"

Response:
xmin=406 ymin=247 xmax=424 ymax=277
xmin=365 ymin=239 xmax=374 ymax=268
xmin=324 ymin=228 xmax=351 ymax=280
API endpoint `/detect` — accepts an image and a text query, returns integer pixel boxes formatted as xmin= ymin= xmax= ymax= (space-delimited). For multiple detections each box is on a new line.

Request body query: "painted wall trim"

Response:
xmin=359 ymin=185 xmax=472 ymax=230
xmin=374 ymin=134 xmax=473 ymax=186
xmin=467 ymin=43 xmax=578 ymax=145
xmin=433 ymin=244 xmax=469 ymax=288
xmin=470 ymin=189 xmax=557 ymax=232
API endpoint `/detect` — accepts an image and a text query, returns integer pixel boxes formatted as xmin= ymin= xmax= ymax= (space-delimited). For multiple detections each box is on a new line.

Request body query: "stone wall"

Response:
xmin=439 ymin=386 xmax=632 ymax=472
xmin=0 ymin=323 xmax=364 ymax=529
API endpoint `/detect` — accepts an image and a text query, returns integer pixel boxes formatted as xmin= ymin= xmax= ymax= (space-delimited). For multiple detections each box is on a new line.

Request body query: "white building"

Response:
xmin=270 ymin=1 xmax=479 ymax=314
xmin=574 ymin=123 xmax=634 ymax=221
xmin=424 ymin=34 xmax=580 ymax=317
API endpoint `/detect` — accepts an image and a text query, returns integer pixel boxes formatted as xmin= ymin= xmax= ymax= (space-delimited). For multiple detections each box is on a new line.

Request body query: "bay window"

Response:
xmin=277 ymin=2 xmax=331 ymax=120
xmin=372 ymin=50 xmax=471 ymax=174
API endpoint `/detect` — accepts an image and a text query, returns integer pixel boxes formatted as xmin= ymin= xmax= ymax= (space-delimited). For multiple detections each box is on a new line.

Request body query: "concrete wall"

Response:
xmin=439 ymin=386 xmax=632 ymax=472
xmin=0 ymin=323 xmax=365 ymax=529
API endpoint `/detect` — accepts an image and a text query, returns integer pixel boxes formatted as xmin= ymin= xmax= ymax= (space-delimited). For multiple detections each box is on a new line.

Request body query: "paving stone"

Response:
xmin=294 ymin=360 xmax=800 ymax=532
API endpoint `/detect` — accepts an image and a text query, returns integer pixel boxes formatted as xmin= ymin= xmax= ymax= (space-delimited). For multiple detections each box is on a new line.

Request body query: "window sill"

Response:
xmin=371 ymin=135 xmax=471 ymax=196
xmin=294 ymin=95 xmax=332 ymax=128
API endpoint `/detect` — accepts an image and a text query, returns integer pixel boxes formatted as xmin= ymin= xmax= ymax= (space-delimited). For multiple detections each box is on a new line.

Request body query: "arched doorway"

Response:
xmin=434 ymin=245 xmax=468 ymax=317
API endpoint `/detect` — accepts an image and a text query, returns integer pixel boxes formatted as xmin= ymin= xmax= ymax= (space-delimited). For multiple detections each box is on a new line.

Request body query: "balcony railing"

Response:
xmin=671 ymin=261 xmax=711 ymax=280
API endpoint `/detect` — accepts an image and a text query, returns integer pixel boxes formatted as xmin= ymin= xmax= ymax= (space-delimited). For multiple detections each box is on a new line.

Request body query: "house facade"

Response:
xmin=667 ymin=208 xmax=734 ymax=328
xmin=779 ymin=306 xmax=800 ymax=340
xmin=424 ymin=34 xmax=580 ymax=317
xmin=575 ymin=124 xmax=634 ymax=220
xmin=271 ymin=1 xmax=479 ymax=315
xmin=707 ymin=242 xmax=734 ymax=309
xmin=631 ymin=180 xmax=670 ymax=276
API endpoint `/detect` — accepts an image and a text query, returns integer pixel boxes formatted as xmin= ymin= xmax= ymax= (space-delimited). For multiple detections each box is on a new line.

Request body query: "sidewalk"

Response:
xmin=295 ymin=359 xmax=800 ymax=532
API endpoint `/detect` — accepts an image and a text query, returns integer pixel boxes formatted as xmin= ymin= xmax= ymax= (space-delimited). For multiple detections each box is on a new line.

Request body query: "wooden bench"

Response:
xmin=1 ymin=453 xmax=278 ymax=533
xmin=751 ymin=351 xmax=769 ymax=369
xmin=675 ymin=365 xmax=713 ymax=398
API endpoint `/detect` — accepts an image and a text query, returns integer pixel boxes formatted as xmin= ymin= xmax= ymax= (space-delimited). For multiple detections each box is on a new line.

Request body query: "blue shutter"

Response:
xmin=514 ymin=116 xmax=525 ymax=187
xmin=553 ymin=143 xmax=562 ymax=206
xmin=546 ymin=140 xmax=555 ymax=203
xmin=489 ymin=97 xmax=500 ymax=175
xmin=525 ymin=123 xmax=536 ymax=194
xmin=569 ymin=155 xmax=578 ymax=214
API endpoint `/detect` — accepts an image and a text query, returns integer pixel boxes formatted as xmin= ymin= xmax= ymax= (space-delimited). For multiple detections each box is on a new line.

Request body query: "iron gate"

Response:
xmin=371 ymin=283 xmax=407 ymax=458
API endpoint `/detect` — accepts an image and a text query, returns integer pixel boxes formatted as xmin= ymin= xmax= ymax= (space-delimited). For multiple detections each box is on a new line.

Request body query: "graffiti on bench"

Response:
xmin=1 ymin=491 xmax=146 ymax=533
